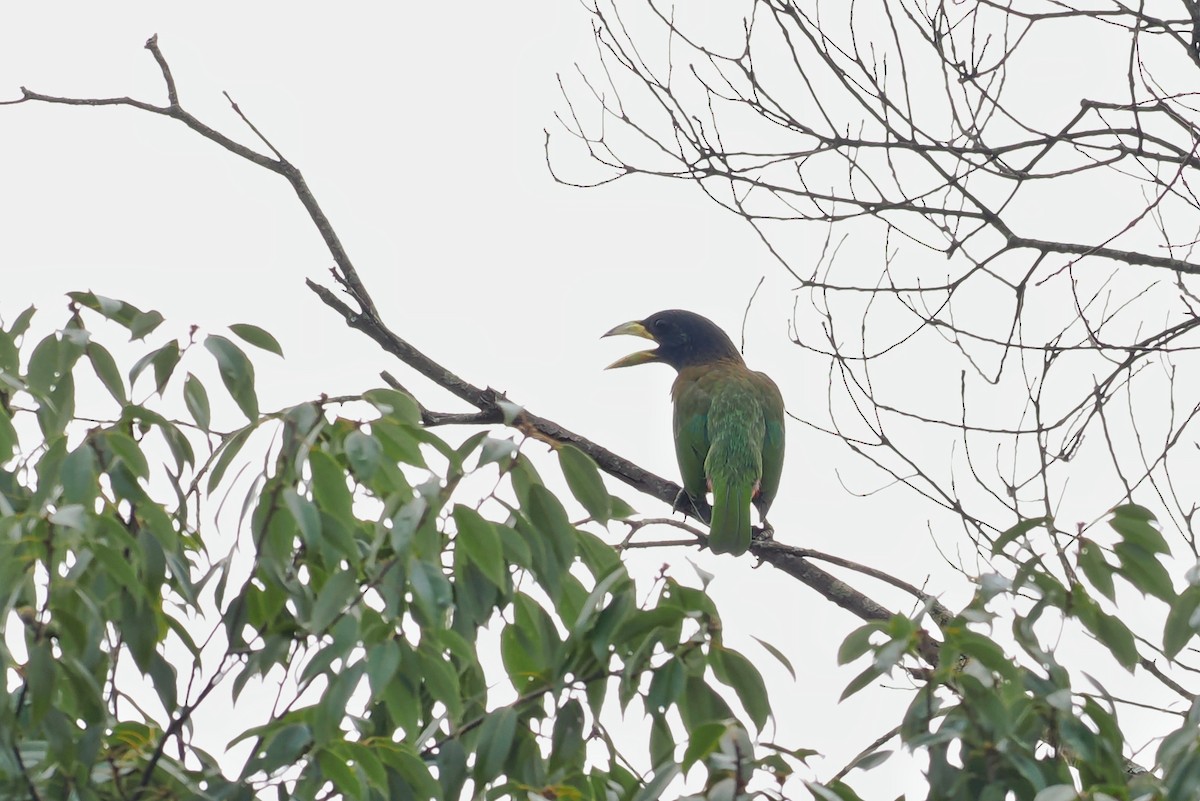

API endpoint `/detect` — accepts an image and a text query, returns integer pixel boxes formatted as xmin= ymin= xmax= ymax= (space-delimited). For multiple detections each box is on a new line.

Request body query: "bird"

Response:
xmin=603 ymin=310 xmax=785 ymax=556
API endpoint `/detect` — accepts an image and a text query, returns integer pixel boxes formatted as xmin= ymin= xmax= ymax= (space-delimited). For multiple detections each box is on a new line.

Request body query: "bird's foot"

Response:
xmin=672 ymin=490 xmax=708 ymax=520
xmin=751 ymin=521 xmax=775 ymax=544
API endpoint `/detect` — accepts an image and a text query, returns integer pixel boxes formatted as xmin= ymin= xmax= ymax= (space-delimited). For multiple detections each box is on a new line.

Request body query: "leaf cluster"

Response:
xmin=0 ymin=297 xmax=795 ymax=801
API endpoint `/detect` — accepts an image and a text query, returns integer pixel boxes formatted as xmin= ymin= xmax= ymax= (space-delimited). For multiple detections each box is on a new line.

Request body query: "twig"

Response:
xmin=826 ymin=725 xmax=900 ymax=784
xmin=776 ymin=544 xmax=955 ymax=627
xmin=1140 ymin=658 xmax=1195 ymax=701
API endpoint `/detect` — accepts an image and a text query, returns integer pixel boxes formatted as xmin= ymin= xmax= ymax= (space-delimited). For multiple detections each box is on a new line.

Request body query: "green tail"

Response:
xmin=708 ymin=478 xmax=754 ymax=555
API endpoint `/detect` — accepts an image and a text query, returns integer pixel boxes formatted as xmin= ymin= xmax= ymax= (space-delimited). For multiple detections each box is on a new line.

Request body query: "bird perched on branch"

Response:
xmin=604 ymin=310 xmax=785 ymax=556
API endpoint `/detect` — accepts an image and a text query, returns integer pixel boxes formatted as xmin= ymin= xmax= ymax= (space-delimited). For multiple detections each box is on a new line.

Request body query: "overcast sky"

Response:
xmin=4 ymin=3 xmax=1176 ymax=798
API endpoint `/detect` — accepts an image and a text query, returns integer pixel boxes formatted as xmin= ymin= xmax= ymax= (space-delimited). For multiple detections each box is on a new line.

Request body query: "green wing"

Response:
xmin=704 ymin=376 xmax=765 ymax=555
xmin=753 ymin=370 xmax=786 ymax=515
xmin=672 ymin=369 xmax=711 ymax=500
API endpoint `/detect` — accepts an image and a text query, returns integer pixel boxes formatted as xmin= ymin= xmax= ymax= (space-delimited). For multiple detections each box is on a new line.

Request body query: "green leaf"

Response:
xmin=678 ymin=675 xmax=735 ymax=730
xmin=608 ymin=497 xmax=637 ymax=521
xmin=312 ymin=663 xmax=364 ymax=746
xmin=391 ymin=496 xmax=428 ymax=554
xmin=850 ymin=749 xmax=893 ymax=772
xmin=840 ymin=663 xmax=883 ymax=701
xmin=436 ymin=739 xmax=468 ymax=801
xmin=1077 ymin=539 xmax=1116 ymax=602
xmin=317 ymin=749 xmax=360 ymax=798
xmin=385 ymin=743 xmax=442 ymax=800
xmin=682 ymin=721 xmax=728 ymax=770
xmin=900 ymin=685 xmax=941 ymax=742
xmin=85 ymin=343 xmax=127 ymax=404
xmin=49 ymin=504 xmax=87 ymax=530
xmin=204 ymin=334 xmax=259 ymax=422
xmin=128 ymin=310 xmax=165 ymax=341
xmin=308 ymin=449 xmax=354 ymax=527
xmin=419 ymin=647 xmax=463 ymax=722
xmin=283 ymin=489 xmax=322 ymax=547
xmin=129 ymin=340 xmax=180 ymax=396
xmin=1165 ymin=750 xmax=1200 ymax=800
xmin=1164 ymin=586 xmax=1200 ymax=659
xmin=229 ymin=323 xmax=283 ymax=357
xmin=1032 ymin=786 xmax=1079 ymax=801
xmin=206 ymin=427 xmax=254 ymax=492
xmin=549 ymin=698 xmax=585 ymax=770
xmin=502 ymin=624 xmax=544 ymax=693
xmin=753 ymin=635 xmax=797 ymax=680
xmin=364 ymin=388 xmax=422 ymax=426
xmin=1114 ymin=542 xmax=1175 ymax=602
xmin=1075 ymin=594 xmax=1138 ymax=670
xmin=183 ymin=373 xmax=211 ymax=431
xmin=374 ymin=419 xmax=427 ymax=468
xmin=649 ymin=713 xmax=674 ymax=769
xmin=344 ymin=742 xmax=387 ymax=794
xmin=343 ymin=429 xmax=382 ymax=482
xmin=1110 ymin=503 xmax=1155 ymax=522
xmin=26 ymin=640 xmax=55 ymax=724
xmin=1109 ymin=504 xmax=1169 ymax=555
xmin=61 ymin=444 xmax=97 ymax=505
xmin=119 ymin=590 xmax=157 ymax=667
xmin=300 ymin=635 xmax=351 ymax=684
xmin=68 ymin=293 xmax=165 ymax=342
xmin=35 ymin=370 xmax=75 ymax=437
xmin=646 ymin=657 xmax=685 ymax=714
xmin=838 ymin=623 xmax=883 ymax=665
xmin=366 ymin=639 xmax=402 ymax=700
xmin=409 ymin=558 xmax=453 ymax=625
xmin=59 ymin=655 xmax=106 ymax=723
xmin=3 ymin=303 xmax=35 ymax=338
xmin=631 ymin=763 xmax=680 ymax=801
xmin=992 ymin=516 xmax=1050 ymax=554
xmin=501 ymin=593 xmax=562 ymax=692
xmin=453 ymin=505 xmax=506 ymax=590
xmin=525 ymin=484 xmax=578 ymax=595
xmin=0 ymin=329 xmax=17 ymax=375
xmin=953 ymin=631 xmax=1018 ymax=680
xmin=105 ymin=431 xmax=149 ymax=479
xmin=146 ymin=654 xmax=178 ymax=720
xmin=309 ymin=570 xmax=358 ymax=633
xmin=477 ymin=436 xmax=517 ymax=469
xmin=570 ymin=567 xmax=630 ymax=642
xmin=27 ymin=333 xmax=62 ymax=395
xmin=0 ymin=405 xmax=17 ymax=463
xmin=558 ymin=444 xmax=610 ymax=522
xmin=509 ymin=453 xmax=544 ymax=506
xmin=474 ymin=707 xmax=519 ymax=783
xmin=712 ymin=646 xmax=771 ymax=730
xmin=805 ymin=781 xmax=867 ymax=801
xmin=255 ymin=723 xmax=312 ymax=776
xmin=67 ymin=292 xmax=138 ymax=326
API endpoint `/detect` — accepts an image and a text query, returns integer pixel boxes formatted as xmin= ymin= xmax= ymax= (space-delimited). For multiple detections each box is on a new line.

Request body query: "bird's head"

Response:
xmin=603 ymin=309 xmax=743 ymax=371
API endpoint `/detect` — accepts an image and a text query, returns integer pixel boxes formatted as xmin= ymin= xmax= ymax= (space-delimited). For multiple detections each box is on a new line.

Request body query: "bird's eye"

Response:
xmin=653 ymin=319 xmax=667 ymax=331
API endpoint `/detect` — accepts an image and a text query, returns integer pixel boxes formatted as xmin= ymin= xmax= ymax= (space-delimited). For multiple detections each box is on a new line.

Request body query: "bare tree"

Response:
xmin=548 ymin=0 xmax=1200 ymax=788
xmin=552 ymin=0 xmax=1200 ymax=601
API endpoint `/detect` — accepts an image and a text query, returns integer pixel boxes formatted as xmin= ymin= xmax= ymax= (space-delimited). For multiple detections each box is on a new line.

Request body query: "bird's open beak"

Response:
xmin=602 ymin=320 xmax=659 ymax=369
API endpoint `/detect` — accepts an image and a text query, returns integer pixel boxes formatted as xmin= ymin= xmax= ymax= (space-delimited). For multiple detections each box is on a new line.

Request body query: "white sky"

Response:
xmin=2 ymin=3 xmax=1185 ymax=799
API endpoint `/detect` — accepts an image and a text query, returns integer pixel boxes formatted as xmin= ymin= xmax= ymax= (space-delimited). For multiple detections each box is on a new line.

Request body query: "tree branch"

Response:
xmin=9 ymin=33 xmax=945 ymax=670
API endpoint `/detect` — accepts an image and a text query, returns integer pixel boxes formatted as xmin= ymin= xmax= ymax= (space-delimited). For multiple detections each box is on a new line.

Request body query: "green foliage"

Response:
xmin=0 ymin=297 xmax=789 ymax=800
xmin=822 ymin=506 xmax=1197 ymax=801
xmin=19 ymin=295 xmax=1194 ymax=801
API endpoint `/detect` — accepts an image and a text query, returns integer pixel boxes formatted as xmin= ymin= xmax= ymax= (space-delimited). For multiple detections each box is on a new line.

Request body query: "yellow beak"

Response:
xmin=602 ymin=320 xmax=659 ymax=369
